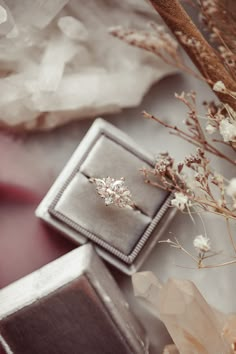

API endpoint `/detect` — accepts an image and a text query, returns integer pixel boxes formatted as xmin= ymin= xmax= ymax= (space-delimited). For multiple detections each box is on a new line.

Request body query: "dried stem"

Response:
xmin=143 ymin=111 xmax=236 ymax=166
xmin=148 ymin=0 xmax=236 ymax=110
xmin=226 ymin=218 xmax=236 ymax=254
xmin=110 ymin=25 xmax=204 ymax=81
xmin=161 ymin=238 xmax=236 ymax=269
xmin=146 ymin=175 xmax=236 ymax=221
xmin=199 ymin=258 xmax=236 ymax=269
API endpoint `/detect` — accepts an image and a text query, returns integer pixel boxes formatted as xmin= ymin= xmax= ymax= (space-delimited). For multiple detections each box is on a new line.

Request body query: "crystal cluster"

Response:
xmin=0 ymin=0 xmax=175 ymax=131
xmin=132 ymin=272 xmax=233 ymax=354
xmin=91 ymin=177 xmax=135 ymax=209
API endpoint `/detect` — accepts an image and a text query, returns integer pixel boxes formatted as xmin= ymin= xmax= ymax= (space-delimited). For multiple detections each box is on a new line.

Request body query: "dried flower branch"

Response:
xmin=141 ymin=146 xmax=236 ymax=221
xmin=159 ymin=238 xmax=199 ymax=264
xmin=159 ymin=236 xmax=235 ymax=269
xmin=110 ymin=24 xmax=203 ymax=80
xmin=143 ymin=91 xmax=236 ymax=166
xmin=141 ymin=89 xmax=236 ymax=268
xmin=147 ymin=0 xmax=236 ymax=110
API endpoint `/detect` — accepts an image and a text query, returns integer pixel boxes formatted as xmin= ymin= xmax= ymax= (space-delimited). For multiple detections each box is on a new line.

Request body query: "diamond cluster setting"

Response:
xmin=90 ymin=177 xmax=135 ymax=209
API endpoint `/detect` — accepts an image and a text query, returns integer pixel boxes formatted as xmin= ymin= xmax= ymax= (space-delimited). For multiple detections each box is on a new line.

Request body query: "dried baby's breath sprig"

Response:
xmin=219 ymin=119 xmax=236 ymax=145
xmin=141 ymin=87 xmax=236 ymax=267
xmin=193 ymin=234 xmax=211 ymax=253
xmin=159 ymin=235 xmax=236 ymax=269
xmin=141 ymin=145 xmax=236 ymax=221
xmin=171 ymin=192 xmax=192 ymax=211
xmin=143 ymin=91 xmax=236 ymax=166
xmin=203 ymin=100 xmax=236 ymax=149
xmin=203 ymin=91 xmax=236 ymax=151
xmin=159 ymin=236 xmax=223 ymax=269
xmin=192 ymin=234 xmax=214 ymax=268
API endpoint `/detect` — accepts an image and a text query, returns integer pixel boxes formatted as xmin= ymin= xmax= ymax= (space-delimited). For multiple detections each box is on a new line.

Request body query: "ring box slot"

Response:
xmin=79 ymin=134 xmax=168 ymax=218
xmin=54 ymin=172 xmax=151 ymax=256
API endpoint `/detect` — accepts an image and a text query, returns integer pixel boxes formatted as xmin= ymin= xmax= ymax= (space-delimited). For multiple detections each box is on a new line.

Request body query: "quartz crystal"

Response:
xmin=222 ymin=315 xmax=236 ymax=352
xmin=162 ymin=344 xmax=179 ymax=354
xmin=132 ymin=271 xmax=162 ymax=309
xmin=0 ymin=5 xmax=7 ymax=25
xmin=5 ymin=0 xmax=69 ymax=28
xmin=0 ymin=0 xmax=175 ymax=131
xmin=57 ymin=16 xmax=88 ymax=41
xmin=132 ymin=272 xmax=232 ymax=354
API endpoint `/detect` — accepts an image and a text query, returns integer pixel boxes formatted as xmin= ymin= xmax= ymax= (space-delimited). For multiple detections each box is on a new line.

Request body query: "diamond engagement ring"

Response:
xmin=89 ymin=176 xmax=137 ymax=210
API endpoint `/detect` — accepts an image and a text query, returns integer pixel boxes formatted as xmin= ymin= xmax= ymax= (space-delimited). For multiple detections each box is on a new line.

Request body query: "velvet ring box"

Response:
xmin=0 ymin=245 xmax=148 ymax=354
xmin=36 ymin=118 xmax=175 ymax=274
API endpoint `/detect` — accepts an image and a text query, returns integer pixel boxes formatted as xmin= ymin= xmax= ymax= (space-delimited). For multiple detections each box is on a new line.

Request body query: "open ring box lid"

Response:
xmin=36 ymin=118 xmax=175 ymax=274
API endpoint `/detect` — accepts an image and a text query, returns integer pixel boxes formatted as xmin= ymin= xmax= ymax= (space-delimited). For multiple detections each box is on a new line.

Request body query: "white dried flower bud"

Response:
xmin=213 ymin=81 xmax=226 ymax=93
xmin=193 ymin=235 xmax=211 ymax=253
xmin=226 ymin=178 xmax=236 ymax=209
xmin=205 ymin=124 xmax=216 ymax=135
xmin=226 ymin=178 xmax=236 ymax=198
xmin=212 ymin=172 xmax=224 ymax=184
xmin=171 ymin=192 xmax=191 ymax=211
xmin=219 ymin=119 xmax=236 ymax=142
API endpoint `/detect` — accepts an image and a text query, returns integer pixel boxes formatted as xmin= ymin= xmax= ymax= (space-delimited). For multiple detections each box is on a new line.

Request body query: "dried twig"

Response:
xmin=143 ymin=109 xmax=236 ymax=167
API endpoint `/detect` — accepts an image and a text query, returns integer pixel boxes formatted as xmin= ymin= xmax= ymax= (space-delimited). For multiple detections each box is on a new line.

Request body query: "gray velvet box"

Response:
xmin=36 ymin=118 xmax=175 ymax=274
xmin=0 ymin=245 xmax=148 ymax=354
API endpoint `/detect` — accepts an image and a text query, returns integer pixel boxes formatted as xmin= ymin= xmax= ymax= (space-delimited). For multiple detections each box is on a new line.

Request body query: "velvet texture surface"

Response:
xmin=80 ymin=135 xmax=168 ymax=218
xmin=0 ymin=276 xmax=132 ymax=354
xmin=56 ymin=173 xmax=151 ymax=255
xmin=54 ymin=133 xmax=169 ymax=256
